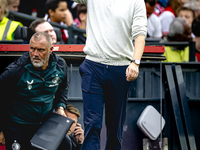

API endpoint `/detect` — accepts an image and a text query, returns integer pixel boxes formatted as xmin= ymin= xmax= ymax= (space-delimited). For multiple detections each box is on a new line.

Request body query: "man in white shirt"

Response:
xmin=145 ymin=0 xmax=162 ymax=38
xmin=72 ymin=0 xmax=147 ymax=150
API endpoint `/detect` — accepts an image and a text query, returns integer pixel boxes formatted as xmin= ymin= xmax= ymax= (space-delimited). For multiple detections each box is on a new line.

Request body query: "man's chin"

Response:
xmin=32 ymin=62 xmax=43 ymax=68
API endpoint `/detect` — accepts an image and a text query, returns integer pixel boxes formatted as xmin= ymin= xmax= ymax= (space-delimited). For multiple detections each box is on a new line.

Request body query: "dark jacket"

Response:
xmin=0 ymin=52 xmax=68 ymax=132
xmin=58 ymin=133 xmax=82 ymax=150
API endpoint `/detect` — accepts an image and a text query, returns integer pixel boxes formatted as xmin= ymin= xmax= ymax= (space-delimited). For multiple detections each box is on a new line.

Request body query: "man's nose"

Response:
xmin=64 ymin=10 xmax=68 ymax=15
xmin=33 ymin=50 xmax=39 ymax=56
xmin=48 ymin=31 xmax=53 ymax=36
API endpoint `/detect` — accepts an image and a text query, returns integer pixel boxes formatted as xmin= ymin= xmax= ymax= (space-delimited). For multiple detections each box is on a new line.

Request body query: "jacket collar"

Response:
xmin=20 ymin=52 xmax=58 ymax=78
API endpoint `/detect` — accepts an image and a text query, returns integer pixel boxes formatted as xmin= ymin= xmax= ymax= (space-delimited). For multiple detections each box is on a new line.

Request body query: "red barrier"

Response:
xmin=0 ymin=45 xmax=165 ymax=53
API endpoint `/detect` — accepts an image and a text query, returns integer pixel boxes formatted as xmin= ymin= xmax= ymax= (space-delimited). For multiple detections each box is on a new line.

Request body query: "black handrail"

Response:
xmin=145 ymin=41 xmax=189 ymax=46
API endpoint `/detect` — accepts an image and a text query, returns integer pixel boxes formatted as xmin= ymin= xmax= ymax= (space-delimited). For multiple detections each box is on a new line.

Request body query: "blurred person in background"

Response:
xmin=177 ymin=6 xmax=195 ymax=26
xmin=177 ymin=6 xmax=196 ymax=38
xmin=45 ymin=0 xmax=74 ymax=43
xmin=75 ymin=4 xmax=87 ymax=44
xmin=0 ymin=0 xmax=22 ymax=41
xmin=145 ymin=0 xmax=162 ymax=38
xmin=7 ymin=0 xmax=22 ymax=25
xmin=29 ymin=18 xmax=57 ymax=44
xmin=7 ymin=0 xmax=20 ymax=12
xmin=66 ymin=0 xmax=81 ymax=27
xmin=162 ymin=17 xmax=192 ymax=62
xmin=192 ymin=15 xmax=200 ymax=61
xmin=159 ymin=0 xmax=187 ymax=37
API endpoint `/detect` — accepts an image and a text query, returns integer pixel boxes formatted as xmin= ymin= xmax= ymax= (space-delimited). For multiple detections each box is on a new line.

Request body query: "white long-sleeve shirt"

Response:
xmin=147 ymin=14 xmax=162 ymax=38
xmin=73 ymin=0 xmax=147 ymax=65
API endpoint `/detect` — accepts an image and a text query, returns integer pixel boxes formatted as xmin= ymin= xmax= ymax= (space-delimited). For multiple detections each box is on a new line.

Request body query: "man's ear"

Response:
xmin=50 ymin=46 xmax=53 ymax=54
xmin=48 ymin=9 xmax=54 ymax=17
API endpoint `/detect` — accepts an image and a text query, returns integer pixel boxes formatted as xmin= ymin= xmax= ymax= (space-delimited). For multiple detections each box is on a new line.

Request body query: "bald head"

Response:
xmin=30 ymin=32 xmax=52 ymax=49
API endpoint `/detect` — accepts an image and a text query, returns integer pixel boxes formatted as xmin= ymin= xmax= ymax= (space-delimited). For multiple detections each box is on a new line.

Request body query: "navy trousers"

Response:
xmin=79 ymin=59 xmax=132 ymax=150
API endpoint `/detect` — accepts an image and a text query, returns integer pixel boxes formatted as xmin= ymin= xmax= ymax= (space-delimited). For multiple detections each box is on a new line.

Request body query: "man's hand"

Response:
xmin=56 ymin=107 xmax=67 ymax=117
xmin=74 ymin=123 xmax=84 ymax=144
xmin=126 ymin=62 xmax=139 ymax=81
xmin=0 ymin=131 xmax=5 ymax=145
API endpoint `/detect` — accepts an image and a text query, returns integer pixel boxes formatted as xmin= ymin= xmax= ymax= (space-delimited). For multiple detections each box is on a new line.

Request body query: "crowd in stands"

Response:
xmin=1 ymin=0 xmax=200 ymax=62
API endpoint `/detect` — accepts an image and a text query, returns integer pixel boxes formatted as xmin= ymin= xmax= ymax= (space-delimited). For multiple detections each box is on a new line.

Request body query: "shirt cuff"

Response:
xmin=56 ymin=103 xmax=66 ymax=109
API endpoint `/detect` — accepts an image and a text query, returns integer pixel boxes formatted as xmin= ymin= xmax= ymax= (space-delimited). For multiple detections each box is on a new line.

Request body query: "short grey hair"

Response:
xmin=168 ymin=17 xmax=188 ymax=37
xmin=30 ymin=32 xmax=52 ymax=49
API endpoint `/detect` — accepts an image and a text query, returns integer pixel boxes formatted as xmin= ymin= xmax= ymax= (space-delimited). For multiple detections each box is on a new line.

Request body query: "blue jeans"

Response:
xmin=79 ymin=59 xmax=132 ymax=150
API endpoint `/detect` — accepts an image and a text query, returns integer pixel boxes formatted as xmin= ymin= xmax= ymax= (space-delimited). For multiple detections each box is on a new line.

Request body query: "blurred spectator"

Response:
xmin=75 ymin=4 xmax=87 ymax=44
xmin=177 ymin=6 xmax=195 ymax=26
xmin=0 ymin=0 xmax=22 ymax=41
xmin=29 ymin=18 xmax=57 ymax=44
xmin=7 ymin=0 xmax=23 ymax=25
xmin=192 ymin=15 xmax=200 ymax=61
xmin=145 ymin=0 xmax=162 ymax=38
xmin=45 ymin=0 xmax=73 ymax=43
xmin=159 ymin=0 xmax=185 ymax=37
xmin=7 ymin=0 xmax=20 ymax=12
xmin=177 ymin=6 xmax=196 ymax=38
xmin=162 ymin=17 xmax=192 ymax=62
xmin=184 ymin=0 xmax=200 ymax=17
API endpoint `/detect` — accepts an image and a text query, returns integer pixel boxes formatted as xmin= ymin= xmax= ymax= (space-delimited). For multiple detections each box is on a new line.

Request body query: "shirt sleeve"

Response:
xmin=152 ymin=15 xmax=162 ymax=38
xmin=131 ymin=0 xmax=147 ymax=39
xmin=159 ymin=11 xmax=175 ymax=36
xmin=154 ymin=22 xmax=162 ymax=38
